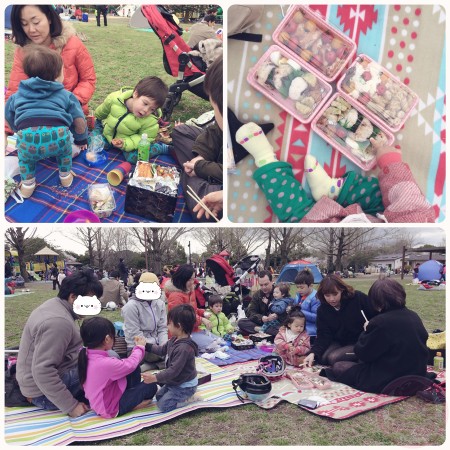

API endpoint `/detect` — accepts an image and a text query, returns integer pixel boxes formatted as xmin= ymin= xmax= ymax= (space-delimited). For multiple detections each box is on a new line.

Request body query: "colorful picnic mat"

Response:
xmin=228 ymin=4 xmax=446 ymax=223
xmin=5 ymin=356 xmax=445 ymax=445
xmin=4 ymin=359 xmax=242 ymax=446
xmin=5 ymin=149 xmax=193 ymax=223
xmin=226 ymin=361 xmax=446 ymax=419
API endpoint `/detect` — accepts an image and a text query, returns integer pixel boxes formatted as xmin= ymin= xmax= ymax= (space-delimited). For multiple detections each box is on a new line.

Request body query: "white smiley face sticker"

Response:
xmin=73 ymin=295 xmax=101 ymax=315
xmin=135 ymin=282 xmax=162 ymax=300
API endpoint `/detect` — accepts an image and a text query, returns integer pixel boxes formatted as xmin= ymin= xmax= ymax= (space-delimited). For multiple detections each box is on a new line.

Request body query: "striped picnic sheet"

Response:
xmin=4 ymin=359 xmax=243 ymax=446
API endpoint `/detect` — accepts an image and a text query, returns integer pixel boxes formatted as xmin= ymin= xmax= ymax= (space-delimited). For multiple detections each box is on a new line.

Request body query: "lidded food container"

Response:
xmin=337 ymin=54 xmax=419 ymax=132
xmin=247 ymin=45 xmax=332 ymax=124
xmin=88 ymin=183 xmax=116 ymax=218
xmin=311 ymin=93 xmax=395 ymax=171
xmin=273 ymin=5 xmax=356 ymax=82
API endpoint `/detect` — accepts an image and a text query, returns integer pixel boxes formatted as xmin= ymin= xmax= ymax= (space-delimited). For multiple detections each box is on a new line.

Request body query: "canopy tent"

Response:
xmin=34 ymin=247 xmax=60 ymax=264
xmin=277 ymin=260 xmax=323 ymax=284
xmin=418 ymin=260 xmax=443 ymax=281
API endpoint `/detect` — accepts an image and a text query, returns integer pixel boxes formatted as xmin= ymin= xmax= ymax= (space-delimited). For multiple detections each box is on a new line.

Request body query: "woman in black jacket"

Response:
xmin=324 ymin=278 xmax=429 ymax=393
xmin=304 ymin=274 xmax=375 ymax=367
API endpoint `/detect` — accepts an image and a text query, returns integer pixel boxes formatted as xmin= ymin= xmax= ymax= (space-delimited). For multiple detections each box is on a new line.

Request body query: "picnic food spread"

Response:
xmin=88 ymin=183 xmax=116 ymax=218
xmin=129 ymin=161 xmax=180 ymax=196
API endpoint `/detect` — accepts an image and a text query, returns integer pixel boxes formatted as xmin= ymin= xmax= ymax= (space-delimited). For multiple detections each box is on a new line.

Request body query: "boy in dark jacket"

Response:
xmin=171 ymin=55 xmax=223 ymax=221
xmin=141 ymin=304 xmax=200 ymax=412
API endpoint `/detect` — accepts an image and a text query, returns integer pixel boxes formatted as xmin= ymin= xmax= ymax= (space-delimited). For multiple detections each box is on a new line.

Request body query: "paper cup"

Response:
xmin=107 ymin=162 xmax=132 ymax=186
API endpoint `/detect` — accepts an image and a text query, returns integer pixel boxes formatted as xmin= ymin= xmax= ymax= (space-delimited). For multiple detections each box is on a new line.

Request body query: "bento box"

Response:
xmin=311 ymin=93 xmax=395 ymax=171
xmin=88 ymin=183 xmax=116 ymax=218
xmin=273 ymin=5 xmax=356 ymax=83
xmin=337 ymin=54 xmax=419 ymax=133
xmin=247 ymin=45 xmax=332 ymax=124
xmin=124 ymin=161 xmax=180 ymax=223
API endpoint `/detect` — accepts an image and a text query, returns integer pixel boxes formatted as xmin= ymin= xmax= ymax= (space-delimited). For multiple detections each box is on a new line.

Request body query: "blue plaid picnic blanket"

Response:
xmin=5 ymin=148 xmax=193 ymax=223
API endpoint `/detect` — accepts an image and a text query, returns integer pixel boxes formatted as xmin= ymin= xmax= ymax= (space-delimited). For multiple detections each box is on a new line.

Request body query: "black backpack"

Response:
xmin=5 ymin=356 xmax=30 ymax=407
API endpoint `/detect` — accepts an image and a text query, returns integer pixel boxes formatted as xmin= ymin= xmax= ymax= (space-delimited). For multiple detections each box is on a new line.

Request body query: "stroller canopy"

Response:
xmin=206 ymin=255 xmax=235 ymax=287
xmin=277 ymin=260 xmax=323 ymax=284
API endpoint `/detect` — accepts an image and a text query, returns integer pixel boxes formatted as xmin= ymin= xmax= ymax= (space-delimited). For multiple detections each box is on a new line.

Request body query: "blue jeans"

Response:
xmin=117 ymin=366 xmax=158 ymax=416
xmin=31 ymin=367 xmax=84 ymax=411
xmin=156 ymin=384 xmax=197 ymax=413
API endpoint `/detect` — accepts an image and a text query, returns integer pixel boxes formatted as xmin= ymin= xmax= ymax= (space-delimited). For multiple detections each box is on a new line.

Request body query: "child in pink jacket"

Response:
xmin=275 ymin=310 xmax=311 ymax=366
xmin=78 ymin=317 xmax=157 ymax=418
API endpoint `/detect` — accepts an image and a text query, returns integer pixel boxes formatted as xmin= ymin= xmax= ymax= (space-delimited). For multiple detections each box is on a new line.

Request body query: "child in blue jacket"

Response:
xmin=293 ymin=269 xmax=319 ymax=343
xmin=5 ymin=44 xmax=88 ymax=198
xmin=261 ymin=282 xmax=294 ymax=334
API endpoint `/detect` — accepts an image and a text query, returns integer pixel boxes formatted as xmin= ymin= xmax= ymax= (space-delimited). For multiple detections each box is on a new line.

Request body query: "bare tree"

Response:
xmin=5 ymin=227 xmax=37 ymax=279
xmin=132 ymin=228 xmax=191 ymax=274
xmin=307 ymin=228 xmax=388 ymax=272
xmin=270 ymin=228 xmax=314 ymax=268
xmin=192 ymin=228 xmax=266 ymax=262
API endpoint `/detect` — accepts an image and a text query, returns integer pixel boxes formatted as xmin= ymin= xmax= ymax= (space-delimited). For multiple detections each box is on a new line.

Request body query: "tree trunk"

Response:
xmin=265 ymin=230 xmax=272 ymax=269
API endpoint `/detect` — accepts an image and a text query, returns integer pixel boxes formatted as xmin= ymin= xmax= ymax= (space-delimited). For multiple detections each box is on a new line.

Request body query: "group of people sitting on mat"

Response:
xmin=5 ymin=5 xmax=223 ymax=221
xmin=13 ymin=263 xmax=433 ymax=420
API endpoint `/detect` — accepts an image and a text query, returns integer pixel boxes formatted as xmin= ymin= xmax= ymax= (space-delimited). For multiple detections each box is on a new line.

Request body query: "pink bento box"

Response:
xmin=337 ymin=54 xmax=419 ymax=133
xmin=272 ymin=5 xmax=356 ymax=83
xmin=247 ymin=45 xmax=332 ymax=124
xmin=311 ymin=92 xmax=395 ymax=171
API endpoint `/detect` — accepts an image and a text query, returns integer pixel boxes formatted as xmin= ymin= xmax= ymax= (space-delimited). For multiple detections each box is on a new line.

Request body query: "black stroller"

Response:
xmin=130 ymin=5 xmax=209 ymax=122
xmin=204 ymin=254 xmax=261 ymax=316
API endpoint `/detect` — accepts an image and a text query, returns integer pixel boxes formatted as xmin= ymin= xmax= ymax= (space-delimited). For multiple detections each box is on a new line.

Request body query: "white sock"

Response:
xmin=235 ymin=122 xmax=278 ymax=167
xmin=304 ymin=155 xmax=345 ymax=201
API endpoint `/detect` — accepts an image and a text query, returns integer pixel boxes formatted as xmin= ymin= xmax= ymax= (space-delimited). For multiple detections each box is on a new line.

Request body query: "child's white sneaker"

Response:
xmin=19 ymin=182 xmax=36 ymax=199
xmin=60 ymin=171 xmax=74 ymax=187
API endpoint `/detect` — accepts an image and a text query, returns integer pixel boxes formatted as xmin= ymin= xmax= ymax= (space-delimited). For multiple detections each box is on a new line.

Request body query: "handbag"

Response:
xmin=228 ymin=5 xmax=264 ymax=41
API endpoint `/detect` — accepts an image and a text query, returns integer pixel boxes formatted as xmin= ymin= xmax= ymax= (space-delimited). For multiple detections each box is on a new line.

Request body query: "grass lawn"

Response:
xmin=4 ymin=16 xmax=211 ymax=123
xmin=4 ymin=275 xmax=446 ymax=446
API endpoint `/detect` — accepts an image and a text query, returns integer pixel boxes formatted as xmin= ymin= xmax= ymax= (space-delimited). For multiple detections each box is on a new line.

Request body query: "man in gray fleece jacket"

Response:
xmin=16 ymin=270 xmax=103 ymax=417
xmin=121 ymin=272 xmax=168 ymax=366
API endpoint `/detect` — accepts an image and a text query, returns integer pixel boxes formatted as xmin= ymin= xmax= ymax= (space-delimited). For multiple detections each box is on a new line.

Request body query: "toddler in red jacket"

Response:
xmin=275 ymin=310 xmax=311 ymax=367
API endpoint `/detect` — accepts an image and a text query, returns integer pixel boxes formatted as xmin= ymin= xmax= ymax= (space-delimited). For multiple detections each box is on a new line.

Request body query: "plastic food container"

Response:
xmin=311 ymin=93 xmax=395 ymax=171
xmin=337 ymin=54 xmax=419 ymax=133
xmin=88 ymin=183 xmax=116 ymax=218
xmin=247 ymin=45 xmax=332 ymax=124
xmin=273 ymin=5 xmax=356 ymax=83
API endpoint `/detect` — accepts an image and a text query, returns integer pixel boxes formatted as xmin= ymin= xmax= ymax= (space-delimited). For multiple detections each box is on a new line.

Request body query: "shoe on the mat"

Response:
xmin=19 ymin=182 xmax=36 ymax=198
xmin=60 ymin=172 xmax=74 ymax=187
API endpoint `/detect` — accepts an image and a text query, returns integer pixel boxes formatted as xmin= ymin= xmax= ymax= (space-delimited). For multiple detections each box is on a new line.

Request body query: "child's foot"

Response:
xmin=235 ymin=122 xmax=278 ymax=167
xmin=176 ymin=393 xmax=203 ymax=408
xmin=60 ymin=171 xmax=74 ymax=187
xmin=19 ymin=182 xmax=36 ymax=198
xmin=149 ymin=142 xmax=171 ymax=158
xmin=132 ymin=399 xmax=152 ymax=411
xmin=304 ymin=155 xmax=345 ymax=201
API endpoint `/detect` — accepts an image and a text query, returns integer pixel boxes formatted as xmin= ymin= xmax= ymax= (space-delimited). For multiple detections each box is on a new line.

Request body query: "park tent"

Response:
xmin=277 ymin=260 xmax=323 ymax=284
xmin=418 ymin=260 xmax=443 ymax=281
xmin=5 ymin=5 xmax=12 ymax=30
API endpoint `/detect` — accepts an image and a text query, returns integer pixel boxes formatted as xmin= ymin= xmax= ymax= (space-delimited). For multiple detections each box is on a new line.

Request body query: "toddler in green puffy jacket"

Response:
xmin=199 ymin=295 xmax=235 ymax=337
xmin=94 ymin=76 xmax=170 ymax=164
